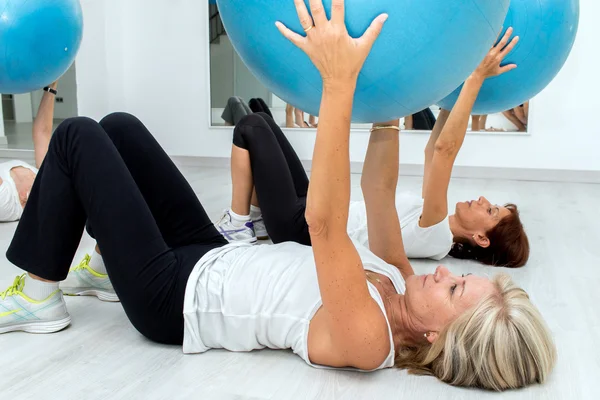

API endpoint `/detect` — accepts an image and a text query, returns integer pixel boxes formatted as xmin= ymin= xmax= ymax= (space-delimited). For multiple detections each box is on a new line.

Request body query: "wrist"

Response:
xmin=370 ymin=125 xmax=400 ymax=134
xmin=43 ymin=86 xmax=58 ymax=95
xmin=466 ymin=72 xmax=485 ymax=86
xmin=373 ymin=120 xmax=400 ymax=128
xmin=322 ymin=78 xmax=357 ymax=94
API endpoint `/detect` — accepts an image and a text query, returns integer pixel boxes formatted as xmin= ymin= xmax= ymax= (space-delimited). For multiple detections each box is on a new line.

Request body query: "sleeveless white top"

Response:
xmin=347 ymin=192 xmax=453 ymax=261
xmin=183 ymin=240 xmax=405 ymax=372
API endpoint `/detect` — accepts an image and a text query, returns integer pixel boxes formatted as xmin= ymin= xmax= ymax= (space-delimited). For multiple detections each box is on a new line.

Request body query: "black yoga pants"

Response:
xmin=7 ymin=113 xmax=227 ymax=345
xmin=233 ymin=113 xmax=311 ymax=245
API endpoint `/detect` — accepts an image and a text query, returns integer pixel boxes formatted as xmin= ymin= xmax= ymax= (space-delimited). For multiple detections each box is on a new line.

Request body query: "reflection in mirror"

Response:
xmin=208 ymin=4 xmax=528 ymax=133
xmin=406 ymin=104 xmax=530 ymax=133
xmin=1 ymin=63 xmax=79 ymax=150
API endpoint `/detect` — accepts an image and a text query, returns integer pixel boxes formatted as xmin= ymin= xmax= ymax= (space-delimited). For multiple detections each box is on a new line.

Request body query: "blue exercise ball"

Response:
xmin=217 ymin=0 xmax=509 ymax=123
xmin=437 ymin=0 xmax=580 ymax=115
xmin=0 ymin=0 xmax=84 ymax=94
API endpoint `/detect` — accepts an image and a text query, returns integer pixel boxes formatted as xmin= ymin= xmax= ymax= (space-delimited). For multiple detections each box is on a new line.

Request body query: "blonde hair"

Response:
xmin=395 ymin=274 xmax=556 ymax=391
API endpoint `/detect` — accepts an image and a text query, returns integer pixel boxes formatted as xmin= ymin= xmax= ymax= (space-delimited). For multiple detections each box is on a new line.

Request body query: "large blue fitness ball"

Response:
xmin=0 ymin=0 xmax=84 ymax=94
xmin=217 ymin=0 xmax=509 ymax=123
xmin=438 ymin=0 xmax=580 ymax=115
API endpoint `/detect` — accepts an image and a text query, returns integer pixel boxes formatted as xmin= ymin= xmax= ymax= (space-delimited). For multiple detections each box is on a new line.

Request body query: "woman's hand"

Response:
xmin=472 ymin=27 xmax=519 ymax=81
xmin=276 ymin=0 xmax=387 ymax=88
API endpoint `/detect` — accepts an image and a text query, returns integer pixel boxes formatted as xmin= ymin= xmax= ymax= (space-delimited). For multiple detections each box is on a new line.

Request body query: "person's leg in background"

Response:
xmin=256 ymin=98 xmax=274 ymax=119
xmin=222 ymin=96 xmax=252 ymax=126
xmin=513 ymin=103 xmax=528 ymax=129
xmin=502 ymin=110 xmax=527 ymax=132
xmin=248 ymin=112 xmax=309 ymax=240
xmin=294 ymin=108 xmax=309 ymax=128
xmin=285 ymin=103 xmax=295 ymax=128
xmin=2 ymin=117 xmax=223 ymax=344
xmin=471 ymin=115 xmax=482 ymax=131
xmin=217 ymin=113 xmax=310 ymax=245
xmin=254 ymin=113 xmax=309 ymax=198
xmin=248 ymin=98 xmax=265 ymax=114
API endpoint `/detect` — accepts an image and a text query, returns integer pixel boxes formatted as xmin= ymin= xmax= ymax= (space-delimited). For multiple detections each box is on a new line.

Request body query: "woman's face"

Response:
xmin=454 ymin=196 xmax=511 ymax=240
xmin=404 ymin=266 xmax=496 ymax=335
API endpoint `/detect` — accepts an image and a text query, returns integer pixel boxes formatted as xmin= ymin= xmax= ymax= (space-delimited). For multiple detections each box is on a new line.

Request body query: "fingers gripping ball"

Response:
xmin=217 ymin=0 xmax=510 ymax=123
xmin=438 ymin=0 xmax=580 ymax=115
xmin=0 ymin=0 xmax=84 ymax=94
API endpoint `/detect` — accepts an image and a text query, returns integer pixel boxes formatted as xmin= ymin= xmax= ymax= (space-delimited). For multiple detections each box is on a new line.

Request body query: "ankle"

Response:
xmin=23 ymin=274 xmax=59 ymax=300
xmin=28 ymin=273 xmax=57 ymax=284
xmin=250 ymin=205 xmax=262 ymax=220
xmin=89 ymin=250 xmax=107 ymax=275
xmin=229 ymin=208 xmax=251 ymax=228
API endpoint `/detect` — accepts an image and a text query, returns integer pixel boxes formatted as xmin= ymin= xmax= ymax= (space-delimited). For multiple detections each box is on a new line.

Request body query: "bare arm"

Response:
xmin=361 ymin=121 xmax=414 ymax=279
xmin=421 ymin=29 xmax=519 ymax=227
xmin=277 ymin=0 xmax=389 ymax=370
xmin=422 ymin=109 xmax=450 ymax=198
xmin=32 ymin=82 xmax=58 ymax=168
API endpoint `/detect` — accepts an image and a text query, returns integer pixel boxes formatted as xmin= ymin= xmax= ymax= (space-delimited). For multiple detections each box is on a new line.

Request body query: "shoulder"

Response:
xmin=309 ymin=299 xmax=390 ymax=370
xmin=344 ymin=300 xmax=391 ymax=370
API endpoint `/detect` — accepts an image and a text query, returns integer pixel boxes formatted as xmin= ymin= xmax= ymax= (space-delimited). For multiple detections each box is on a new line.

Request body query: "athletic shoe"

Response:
xmin=253 ymin=217 xmax=269 ymax=240
xmin=60 ymin=254 xmax=120 ymax=302
xmin=215 ymin=210 xmax=257 ymax=244
xmin=0 ymin=274 xmax=71 ymax=334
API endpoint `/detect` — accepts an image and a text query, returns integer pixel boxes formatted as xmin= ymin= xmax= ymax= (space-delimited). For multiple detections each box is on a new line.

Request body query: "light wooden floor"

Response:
xmin=0 ymin=162 xmax=598 ymax=400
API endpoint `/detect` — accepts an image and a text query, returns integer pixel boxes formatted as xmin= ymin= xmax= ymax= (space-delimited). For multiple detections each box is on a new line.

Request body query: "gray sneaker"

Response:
xmin=215 ymin=210 xmax=257 ymax=244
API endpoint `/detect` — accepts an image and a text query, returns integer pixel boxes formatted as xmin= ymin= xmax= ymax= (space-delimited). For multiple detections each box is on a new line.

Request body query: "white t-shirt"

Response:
xmin=183 ymin=240 xmax=405 ymax=372
xmin=347 ymin=192 xmax=453 ymax=261
xmin=0 ymin=160 xmax=38 ymax=222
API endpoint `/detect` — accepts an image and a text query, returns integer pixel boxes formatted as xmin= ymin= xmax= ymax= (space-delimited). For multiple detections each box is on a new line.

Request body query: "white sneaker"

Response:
xmin=215 ymin=210 xmax=257 ymax=244
xmin=0 ymin=275 xmax=71 ymax=334
xmin=61 ymin=254 xmax=120 ymax=302
xmin=252 ymin=217 xmax=269 ymax=240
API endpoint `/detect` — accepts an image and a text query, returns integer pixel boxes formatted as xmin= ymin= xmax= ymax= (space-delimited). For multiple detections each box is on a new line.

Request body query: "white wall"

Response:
xmin=75 ymin=0 xmax=599 ymax=173
xmin=13 ymin=94 xmax=33 ymax=123
xmin=0 ymin=102 xmax=5 ymax=138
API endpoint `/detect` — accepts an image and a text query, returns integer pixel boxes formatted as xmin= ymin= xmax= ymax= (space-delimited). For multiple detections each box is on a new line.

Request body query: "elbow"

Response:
xmin=433 ymin=139 xmax=459 ymax=158
xmin=304 ymin=208 xmax=330 ymax=238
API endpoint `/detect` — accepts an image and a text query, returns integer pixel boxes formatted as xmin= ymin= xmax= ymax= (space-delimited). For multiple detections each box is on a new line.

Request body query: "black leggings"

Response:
xmin=7 ymin=113 xmax=227 ymax=345
xmin=233 ymin=113 xmax=311 ymax=245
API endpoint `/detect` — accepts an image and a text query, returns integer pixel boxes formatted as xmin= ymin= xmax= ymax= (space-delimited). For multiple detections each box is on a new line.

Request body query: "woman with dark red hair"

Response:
xmin=215 ymin=29 xmax=529 ymax=269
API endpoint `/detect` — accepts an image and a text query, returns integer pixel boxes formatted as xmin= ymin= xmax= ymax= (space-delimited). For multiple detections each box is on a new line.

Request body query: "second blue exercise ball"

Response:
xmin=437 ymin=0 xmax=580 ymax=115
xmin=217 ymin=0 xmax=509 ymax=123
xmin=0 ymin=0 xmax=84 ymax=94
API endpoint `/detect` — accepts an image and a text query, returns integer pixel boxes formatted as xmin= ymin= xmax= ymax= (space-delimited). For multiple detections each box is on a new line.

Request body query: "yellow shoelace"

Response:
xmin=71 ymin=254 xmax=91 ymax=272
xmin=0 ymin=274 xmax=26 ymax=300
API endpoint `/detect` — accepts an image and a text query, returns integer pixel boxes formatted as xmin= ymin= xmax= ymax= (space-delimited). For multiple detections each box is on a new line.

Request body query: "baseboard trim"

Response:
xmin=172 ymin=156 xmax=600 ymax=184
xmin=2 ymin=150 xmax=596 ymax=184
xmin=0 ymin=147 xmax=34 ymax=161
